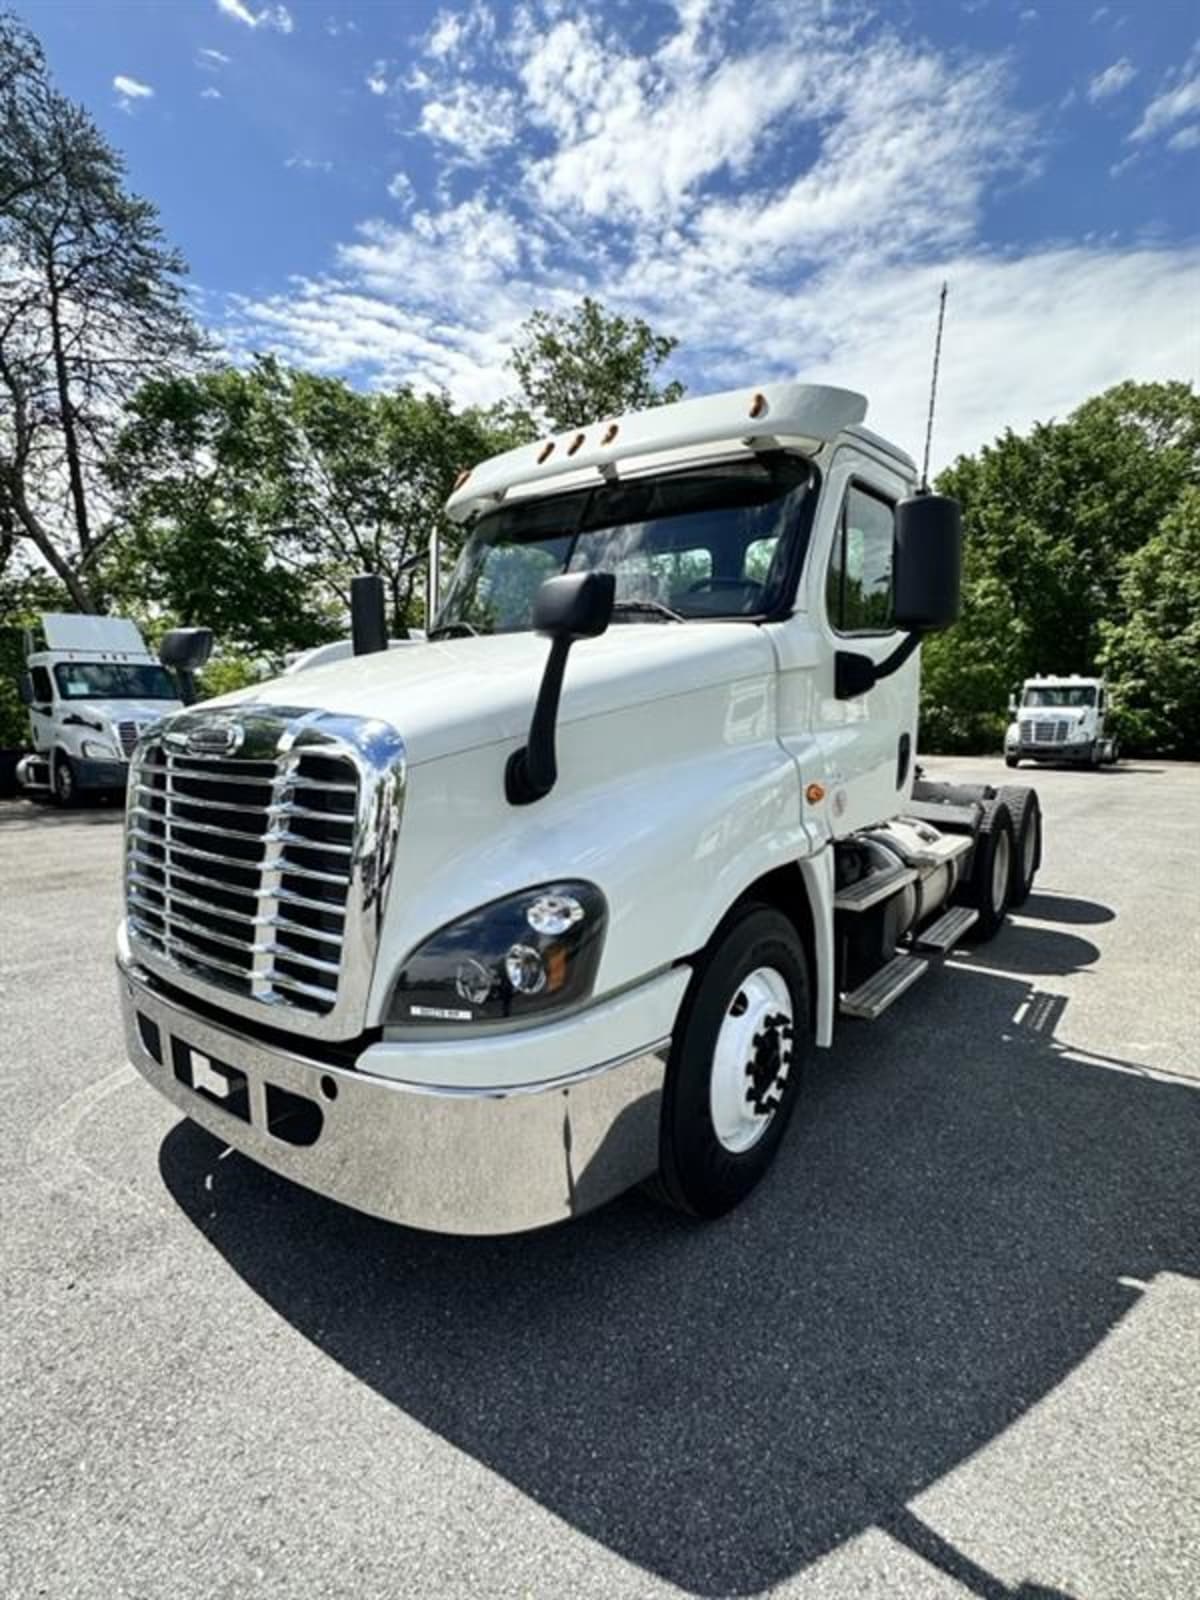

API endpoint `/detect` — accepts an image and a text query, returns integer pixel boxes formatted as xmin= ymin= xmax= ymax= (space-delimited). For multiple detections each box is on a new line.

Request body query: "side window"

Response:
xmin=31 ymin=666 xmax=54 ymax=703
xmin=826 ymin=485 xmax=895 ymax=633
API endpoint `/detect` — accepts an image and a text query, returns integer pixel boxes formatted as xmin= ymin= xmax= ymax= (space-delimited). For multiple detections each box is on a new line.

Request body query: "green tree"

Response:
xmin=509 ymin=295 xmax=685 ymax=432
xmin=1098 ymin=486 xmax=1200 ymax=757
xmin=0 ymin=11 xmax=200 ymax=609
xmin=105 ymin=360 xmax=525 ymax=649
xmin=926 ymin=380 xmax=1199 ymax=753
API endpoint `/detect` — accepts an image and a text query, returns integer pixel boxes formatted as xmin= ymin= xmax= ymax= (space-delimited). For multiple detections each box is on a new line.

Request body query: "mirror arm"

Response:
xmin=834 ymin=631 xmax=922 ymax=700
xmin=506 ymin=635 xmax=572 ymax=806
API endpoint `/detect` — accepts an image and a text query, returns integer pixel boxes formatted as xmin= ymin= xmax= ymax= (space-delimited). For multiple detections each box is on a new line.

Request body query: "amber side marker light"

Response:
xmin=749 ymin=392 xmax=768 ymax=419
xmin=537 ymin=441 xmax=555 ymax=464
xmin=567 ymin=432 xmax=586 ymax=456
xmin=805 ymin=782 xmax=826 ymax=805
xmin=601 ymin=422 xmax=619 ymax=445
xmin=452 ymin=468 xmax=471 ymax=491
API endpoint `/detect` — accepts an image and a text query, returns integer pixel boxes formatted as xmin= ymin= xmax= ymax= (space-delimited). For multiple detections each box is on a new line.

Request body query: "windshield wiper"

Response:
xmin=428 ymin=619 xmax=480 ymax=640
xmin=610 ymin=599 xmax=684 ymax=623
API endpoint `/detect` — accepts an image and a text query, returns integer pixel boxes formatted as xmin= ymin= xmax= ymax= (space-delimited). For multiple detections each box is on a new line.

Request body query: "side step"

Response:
xmin=911 ymin=904 xmax=978 ymax=953
xmin=833 ymin=864 xmax=916 ymax=913
xmin=840 ymin=953 xmax=928 ymax=1020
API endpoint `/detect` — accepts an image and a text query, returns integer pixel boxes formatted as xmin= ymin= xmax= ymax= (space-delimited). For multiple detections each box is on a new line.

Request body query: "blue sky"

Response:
xmin=17 ymin=0 xmax=1200 ymax=466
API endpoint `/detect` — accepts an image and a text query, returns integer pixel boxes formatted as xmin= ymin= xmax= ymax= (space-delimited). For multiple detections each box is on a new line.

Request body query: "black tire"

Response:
xmin=650 ymin=904 xmax=809 ymax=1219
xmin=52 ymin=750 xmax=79 ymax=808
xmin=997 ymin=786 xmax=1041 ymax=908
xmin=964 ymin=799 xmax=1014 ymax=941
xmin=1004 ymin=754 xmax=1019 ymax=769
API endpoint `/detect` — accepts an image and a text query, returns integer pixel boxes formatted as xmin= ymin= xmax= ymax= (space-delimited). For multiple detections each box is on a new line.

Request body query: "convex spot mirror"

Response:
xmin=892 ymin=493 xmax=962 ymax=633
xmin=532 ymin=570 xmax=616 ymax=640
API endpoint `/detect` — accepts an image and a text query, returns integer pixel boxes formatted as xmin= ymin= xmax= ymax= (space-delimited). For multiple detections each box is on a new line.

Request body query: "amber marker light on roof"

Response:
xmin=749 ymin=392 xmax=768 ymax=419
xmin=567 ymin=432 xmax=586 ymax=456
xmin=537 ymin=441 xmax=555 ymax=464
xmin=452 ymin=468 xmax=471 ymax=491
xmin=601 ymin=423 xmax=619 ymax=444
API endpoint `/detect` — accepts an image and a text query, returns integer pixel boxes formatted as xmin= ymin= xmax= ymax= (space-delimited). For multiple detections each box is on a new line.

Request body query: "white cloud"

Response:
xmin=113 ymin=74 xmax=154 ymax=111
xmin=1168 ymin=123 xmax=1200 ymax=151
xmin=221 ymin=3 xmax=1198 ymax=467
xmin=198 ymin=47 xmax=231 ymax=68
xmin=201 ymin=87 xmax=223 ymax=100
xmin=285 ymin=155 xmax=333 ymax=172
xmin=1088 ymin=58 xmax=1136 ymax=102
xmin=1131 ymin=50 xmax=1200 ymax=141
xmin=419 ymin=84 xmax=518 ymax=161
xmin=366 ymin=60 xmax=389 ymax=95
xmin=216 ymin=0 xmax=293 ymax=33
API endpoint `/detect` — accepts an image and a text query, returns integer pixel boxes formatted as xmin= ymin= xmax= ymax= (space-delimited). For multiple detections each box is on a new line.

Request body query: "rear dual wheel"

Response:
xmin=997 ymin=786 xmax=1041 ymax=909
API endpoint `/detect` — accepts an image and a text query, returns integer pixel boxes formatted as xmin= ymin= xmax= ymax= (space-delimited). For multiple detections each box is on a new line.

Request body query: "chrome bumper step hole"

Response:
xmin=151 ymin=1009 xmax=325 ymax=1148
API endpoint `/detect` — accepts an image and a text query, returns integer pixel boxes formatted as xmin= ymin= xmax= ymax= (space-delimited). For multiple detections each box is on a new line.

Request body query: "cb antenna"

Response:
xmin=921 ymin=280 xmax=948 ymax=491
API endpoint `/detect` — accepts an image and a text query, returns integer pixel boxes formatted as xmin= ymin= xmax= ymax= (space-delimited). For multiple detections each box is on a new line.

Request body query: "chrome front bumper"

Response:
xmin=118 ymin=958 xmax=669 ymax=1235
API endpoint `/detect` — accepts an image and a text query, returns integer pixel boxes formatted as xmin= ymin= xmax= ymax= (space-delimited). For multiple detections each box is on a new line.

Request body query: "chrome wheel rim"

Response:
xmin=57 ymin=762 xmax=72 ymax=801
xmin=991 ymin=829 xmax=1011 ymax=912
xmin=709 ymin=965 xmax=794 ymax=1154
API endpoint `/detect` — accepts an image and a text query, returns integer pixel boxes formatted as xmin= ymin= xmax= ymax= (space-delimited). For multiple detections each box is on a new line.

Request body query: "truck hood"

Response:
xmin=208 ymin=624 xmax=775 ymax=766
xmin=64 ymin=698 xmax=182 ymax=732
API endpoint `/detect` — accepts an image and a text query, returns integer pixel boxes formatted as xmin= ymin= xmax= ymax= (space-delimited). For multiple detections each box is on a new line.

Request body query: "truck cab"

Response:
xmin=115 ymin=383 xmax=1042 ymax=1235
xmin=1004 ymin=675 xmax=1117 ymax=768
xmin=18 ymin=614 xmax=184 ymax=804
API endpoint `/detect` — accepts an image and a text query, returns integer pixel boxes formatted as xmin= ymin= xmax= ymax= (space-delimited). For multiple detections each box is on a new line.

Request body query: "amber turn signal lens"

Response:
xmin=805 ymin=782 xmax=826 ymax=805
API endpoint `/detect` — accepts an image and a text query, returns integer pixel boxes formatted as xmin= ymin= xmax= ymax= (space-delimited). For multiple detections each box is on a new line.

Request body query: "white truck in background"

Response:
xmin=1004 ymin=675 xmax=1118 ymax=769
xmin=116 ymin=383 xmax=1044 ymax=1235
xmin=18 ymin=614 xmax=210 ymax=804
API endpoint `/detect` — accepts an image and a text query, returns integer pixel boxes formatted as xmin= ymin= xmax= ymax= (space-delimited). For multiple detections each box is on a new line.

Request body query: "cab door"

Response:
xmin=770 ymin=445 xmax=919 ymax=839
xmin=28 ymin=664 xmax=57 ymax=753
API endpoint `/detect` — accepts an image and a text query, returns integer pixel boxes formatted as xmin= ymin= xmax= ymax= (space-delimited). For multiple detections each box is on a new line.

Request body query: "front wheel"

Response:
xmin=52 ymin=751 xmax=79 ymax=808
xmin=1004 ymin=753 xmax=1019 ymax=769
xmin=650 ymin=904 xmax=809 ymax=1219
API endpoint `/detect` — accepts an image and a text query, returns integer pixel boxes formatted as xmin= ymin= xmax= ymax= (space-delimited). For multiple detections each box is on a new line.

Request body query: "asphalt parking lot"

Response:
xmin=2 ymin=757 xmax=1198 ymax=1600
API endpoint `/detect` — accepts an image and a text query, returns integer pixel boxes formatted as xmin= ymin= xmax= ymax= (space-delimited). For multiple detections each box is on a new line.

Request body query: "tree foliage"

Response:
xmin=509 ymin=295 xmax=685 ymax=432
xmin=104 ymin=359 xmax=527 ymax=647
xmin=925 ymin=380 xmax=1199 ymax=755
xmin=0 ymin=11 xmax=199 ymax=610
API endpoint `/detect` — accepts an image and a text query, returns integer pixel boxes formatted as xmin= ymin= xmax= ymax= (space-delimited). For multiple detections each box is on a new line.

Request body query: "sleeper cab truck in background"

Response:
xmin=115 ymin=383 xmax=1042 ymax=1235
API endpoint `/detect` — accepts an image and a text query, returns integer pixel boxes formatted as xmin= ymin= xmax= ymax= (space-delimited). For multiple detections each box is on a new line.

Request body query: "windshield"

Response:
xmin=436 ymin=455 xmax=815 ymax=635
xmin=53 ymin=662 xmax=178 ymax=701
xmin=1022 ymin=685 xmax=1096 ymax=708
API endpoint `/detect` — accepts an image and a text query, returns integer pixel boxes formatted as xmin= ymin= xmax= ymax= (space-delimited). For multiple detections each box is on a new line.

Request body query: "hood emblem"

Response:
xmin=170 ymin=718 xmax=245 ymax=758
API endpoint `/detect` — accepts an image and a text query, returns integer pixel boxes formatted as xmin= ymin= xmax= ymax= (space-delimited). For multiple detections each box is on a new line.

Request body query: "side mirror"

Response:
xmin=892 ymin=493 xmax=962 ymax=633
xmin=159 ymin=628 xmax=214 ymax=672
xmin=1007 ymin=695 xmax=1018 ymax=715
xmin=506 ymin=572 xmax=616 ymax=806
xmin=18 ymin=672 xmax=34 ymax=707
xmin=159 ymin=627 xmax=214 ymax=707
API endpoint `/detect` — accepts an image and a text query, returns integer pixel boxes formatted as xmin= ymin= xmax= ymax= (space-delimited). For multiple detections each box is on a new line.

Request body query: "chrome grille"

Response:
xmin=123 ymin=705 xmax=405 ymax=1038
xmin=118 ymin=721 xmax=139 ymax=757
xmin=1022 ymin=719 xmax=1068 ymax=745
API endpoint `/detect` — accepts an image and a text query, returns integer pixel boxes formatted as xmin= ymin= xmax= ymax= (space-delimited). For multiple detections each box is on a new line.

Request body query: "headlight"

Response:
xmin=388 ymin=881 xmax=607 ymax=1026
xmin=81 ymin=738 xmax=121 ymax=760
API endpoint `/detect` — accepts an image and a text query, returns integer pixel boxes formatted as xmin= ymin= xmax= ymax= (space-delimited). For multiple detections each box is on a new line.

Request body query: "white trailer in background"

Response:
xmin=116 ymin=383 xmax=1044 ymax=1235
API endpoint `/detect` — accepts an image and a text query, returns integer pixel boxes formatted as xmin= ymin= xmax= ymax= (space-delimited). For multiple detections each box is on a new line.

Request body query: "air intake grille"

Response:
xmin=1021 ymin=719 xmax=1068 ymax=745
xmin=118 ymin=721 xmax=140 ymax=757
xmin=126 ymin=746 xmax=359 ymax=1015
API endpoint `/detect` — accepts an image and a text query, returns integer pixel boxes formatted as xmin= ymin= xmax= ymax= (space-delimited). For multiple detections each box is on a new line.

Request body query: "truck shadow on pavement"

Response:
xmin=158 ymin=902 xmax=1199 ymax=1599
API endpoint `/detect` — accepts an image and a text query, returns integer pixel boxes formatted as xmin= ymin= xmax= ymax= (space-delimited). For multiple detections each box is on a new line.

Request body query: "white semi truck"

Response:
xmin=116 ymin=384 xmax=1043 ymax=1234
xmin=1004 ymin=675 xmax=1118 ymax=768
xmin=18 ymin=615 xmax=186 ymax=804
